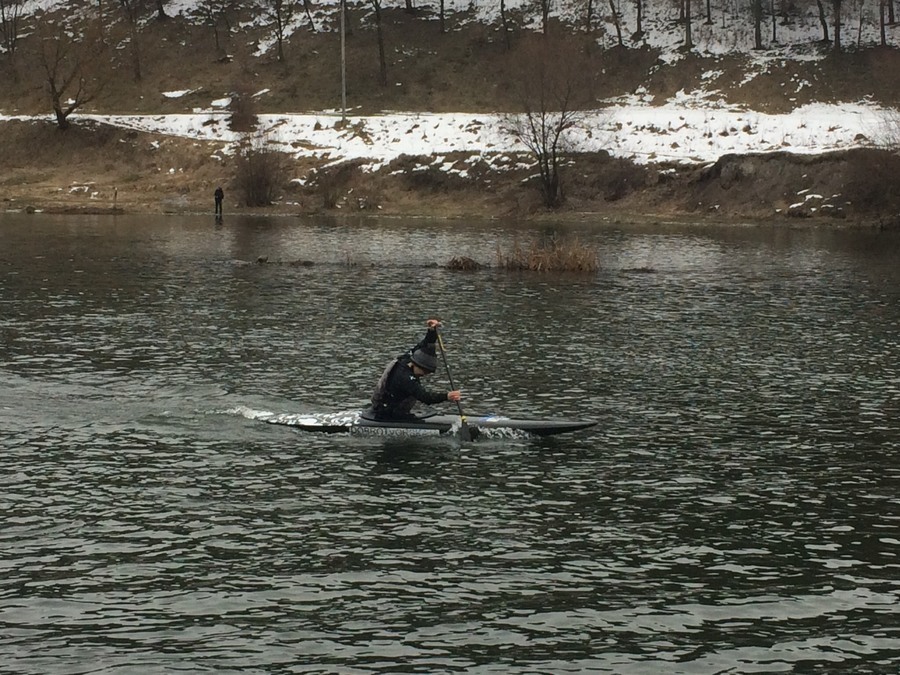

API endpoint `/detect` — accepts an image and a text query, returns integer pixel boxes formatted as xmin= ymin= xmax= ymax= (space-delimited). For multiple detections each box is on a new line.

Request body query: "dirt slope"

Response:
xmin=2 ymin=9 xmax=900 ymax=226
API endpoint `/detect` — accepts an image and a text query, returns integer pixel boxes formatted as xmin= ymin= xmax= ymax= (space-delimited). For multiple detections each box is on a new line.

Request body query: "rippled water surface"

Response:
xmin=2 ymin=214 xmax=899 ymax=674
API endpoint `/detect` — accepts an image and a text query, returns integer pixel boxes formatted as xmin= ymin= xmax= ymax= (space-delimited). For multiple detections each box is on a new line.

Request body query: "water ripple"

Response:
xmin=2 ymin=216 xmax=900 ymax=672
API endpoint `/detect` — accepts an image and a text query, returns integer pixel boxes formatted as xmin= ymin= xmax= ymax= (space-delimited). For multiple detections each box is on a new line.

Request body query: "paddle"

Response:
xmin=435 ymin=329 xmax=473 ymax=442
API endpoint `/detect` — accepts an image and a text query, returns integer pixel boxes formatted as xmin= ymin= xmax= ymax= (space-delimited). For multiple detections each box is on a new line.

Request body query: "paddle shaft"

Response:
xmin=435 ymin=331 xmax=472 ymax=440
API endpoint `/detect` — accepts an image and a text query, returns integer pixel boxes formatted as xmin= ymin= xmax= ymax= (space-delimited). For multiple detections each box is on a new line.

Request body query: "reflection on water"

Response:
xmin=1 ymin=214 xmax=900 ymax=673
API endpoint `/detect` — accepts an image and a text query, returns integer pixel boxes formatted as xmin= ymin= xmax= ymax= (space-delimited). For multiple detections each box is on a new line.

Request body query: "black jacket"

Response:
xmin=367 ymin=328 xmax=445 ymax=420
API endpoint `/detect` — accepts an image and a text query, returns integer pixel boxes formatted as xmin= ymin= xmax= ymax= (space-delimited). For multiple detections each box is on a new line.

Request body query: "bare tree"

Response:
xmin=301 ymin=0 xmax=316 ymax=30
xmin=198 ymin=0 xmax=234 ymax=60
xmin=500 ymin=0 xmax=511 ymax=49
xmin=118 ymin=0 xmax=142 ymax=81
xmin=833 ymin=0 xmax=843 ymax=51
xmin=683 ymin=0 xmax=694 ymax=49
xmin=501 ymin=37 xmax=594 ymax=208
xmin=609 ymin=0 xmax=623 ymax=46
xmin=853 ymin=0 xmax=864 ymax=47
xmin=539 ymin=0 xmax=551 ymax=34
xmin=753 ymin=0 xmax=765 ymax=48
xmin=40 ymin=23 xmax=107 ymax=130
xmin=264 ymin=0 xmax=296 ymax=62
xmin=370 ymin=0 xmax=387 ymax=87
xmin=634 ymin=0 xmax=644 ymax=39
xmin=96 ymin=0 xmax=107 ymax=42
xmin=0 ymin=0 xmax=24 ymax=63
xmin=816 ymin=0 xmax=831 ymax=42
xmin=771 ymin=0 xmax=778 ymax=43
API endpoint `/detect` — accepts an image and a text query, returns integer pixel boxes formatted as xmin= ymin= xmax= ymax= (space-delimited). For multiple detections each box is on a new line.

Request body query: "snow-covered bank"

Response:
xmin=3 ymin=100 xmax=888 ymax=170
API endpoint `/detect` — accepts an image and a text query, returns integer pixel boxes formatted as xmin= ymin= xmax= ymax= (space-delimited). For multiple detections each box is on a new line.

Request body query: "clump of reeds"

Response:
xmin=445 ymin=256 xmax=482 ymax=271
xmin=495 ymin=236 xmax=599 ymax=273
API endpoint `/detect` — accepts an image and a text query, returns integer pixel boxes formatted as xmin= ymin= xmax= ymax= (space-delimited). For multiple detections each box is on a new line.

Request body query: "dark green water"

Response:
xmin=1 ymin=214 xmax=899 ymax=673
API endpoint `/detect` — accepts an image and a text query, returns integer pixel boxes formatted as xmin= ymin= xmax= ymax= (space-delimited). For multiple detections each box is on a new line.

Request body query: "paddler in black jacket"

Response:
xmin=366 ymin=318 xmax=462 ymax=421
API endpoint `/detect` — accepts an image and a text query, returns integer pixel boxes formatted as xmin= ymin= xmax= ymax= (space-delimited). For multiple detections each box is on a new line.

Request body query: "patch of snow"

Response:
xmin=7 ymin=1 xmax=900 ymax=183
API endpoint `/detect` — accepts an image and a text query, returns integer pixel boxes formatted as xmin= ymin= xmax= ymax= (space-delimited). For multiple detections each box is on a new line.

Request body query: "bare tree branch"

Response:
xmin=0 ymin=0 xmax=23 ymax=63
xmin=40 ymin=22 xmax=107 ymax=130
xmin=501 ymin=36 xmax=595 ymax=208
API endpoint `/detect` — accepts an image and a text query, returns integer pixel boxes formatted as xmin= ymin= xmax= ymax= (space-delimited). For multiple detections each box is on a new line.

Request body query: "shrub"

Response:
xmin=495 ymin=235 xmax=598 ymax=273
xmin=234 ymin=135 xmax=283 ymax=206
xmin=446 ymin=256 xmax=482 ymax=271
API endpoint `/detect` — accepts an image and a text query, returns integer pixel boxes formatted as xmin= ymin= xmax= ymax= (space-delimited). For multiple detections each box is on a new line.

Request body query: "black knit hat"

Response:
xmin=410 ymin=347 xmax=438 ymax=373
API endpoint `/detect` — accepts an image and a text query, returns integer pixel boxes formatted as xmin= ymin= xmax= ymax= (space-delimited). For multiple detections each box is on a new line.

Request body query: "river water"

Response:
xmin=1 ymin=213 xmax=899 ymax=674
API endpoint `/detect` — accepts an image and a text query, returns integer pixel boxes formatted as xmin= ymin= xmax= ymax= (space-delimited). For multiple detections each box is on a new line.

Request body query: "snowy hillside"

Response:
xmin=6 ymin=0 xmax=899 ymax=170
xmin=20 ymin=0 xmax=900 ymax=57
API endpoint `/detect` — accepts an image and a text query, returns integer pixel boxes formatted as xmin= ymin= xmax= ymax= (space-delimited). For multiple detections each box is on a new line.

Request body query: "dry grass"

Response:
xmin=445 ymin=256 xmax=482 ymax=271
xmin=495 ymin=235 xmax=599 ymax=273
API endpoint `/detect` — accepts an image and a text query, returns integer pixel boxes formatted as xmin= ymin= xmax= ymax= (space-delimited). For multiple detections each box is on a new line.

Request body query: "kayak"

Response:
xmin=256 ymin=410 xmax=596 ymax=437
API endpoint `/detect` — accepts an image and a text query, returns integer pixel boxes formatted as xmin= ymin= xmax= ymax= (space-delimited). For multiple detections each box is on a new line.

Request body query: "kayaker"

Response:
xmin=366 ymin=318 xmax=462 ymax=421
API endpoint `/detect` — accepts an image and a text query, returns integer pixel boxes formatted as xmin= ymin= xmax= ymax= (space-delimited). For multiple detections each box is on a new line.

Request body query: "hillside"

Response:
xmin=2 ymin=1 xmax=900 ymax=225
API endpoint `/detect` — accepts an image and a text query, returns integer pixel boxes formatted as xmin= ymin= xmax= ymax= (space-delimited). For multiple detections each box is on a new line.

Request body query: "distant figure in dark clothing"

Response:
xmin=214 ymin=186 xmax=224 ymax=216
xmin=366 ymin=318 xmax=462 ymax=422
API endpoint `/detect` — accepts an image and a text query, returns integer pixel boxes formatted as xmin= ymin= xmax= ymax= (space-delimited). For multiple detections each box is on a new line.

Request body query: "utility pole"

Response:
xmin=341 ymin=0 xmax=347 ymax=123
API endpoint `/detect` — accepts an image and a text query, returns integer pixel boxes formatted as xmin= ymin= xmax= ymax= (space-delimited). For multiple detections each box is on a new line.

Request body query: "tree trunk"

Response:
xmin=274 ymin=3 xmax=285 ymax=62
xmin=684 ymin=0 xmax=693 ymax=49
xmin=129 ymin=22 xmax=142 ymax=80
xmin=371 ymin=0 xmax=387 ymax=86
xmin=771 ymin=0 xmax=777 ymax=43
xmin=303 ymin=0 xmax=316 ymax=30
xmin=816 ymin=0 xmax=830 ymax=42
xmin=609 ymin=0 xmax=623 ymax=46
xmin=500 ymin=0 xmax=510 ymax=49
xmin=54 ymin=107 xmax=70 ymax=130
xmin=857 ymin=5 xmax=863 ymax=47
xmin=753 ymin=0 xmax=763 ymax=48
xmin=0 ymin=0 xmax=24 ymax=61
xmin=119 ymin=1 xmax=142 ymax=81
xmin=833 ymin=0 xmax=842 ymax=52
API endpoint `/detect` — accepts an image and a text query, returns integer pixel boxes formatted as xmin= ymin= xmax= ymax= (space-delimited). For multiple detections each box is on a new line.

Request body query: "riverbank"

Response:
xmin=4 ymin=2 xmax=900 ymax=228
xmin=2 ymin=118 xmax=899 ymax=228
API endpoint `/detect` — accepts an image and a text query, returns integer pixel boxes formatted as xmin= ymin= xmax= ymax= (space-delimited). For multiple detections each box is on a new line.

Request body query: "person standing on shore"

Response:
xmin=214 ymin=186 xmax=224 ymax=216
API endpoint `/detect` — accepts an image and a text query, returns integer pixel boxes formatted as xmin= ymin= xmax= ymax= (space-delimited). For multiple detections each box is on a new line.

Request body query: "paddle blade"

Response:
xmin=459 ymin=421 xmax=473 ymax=442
